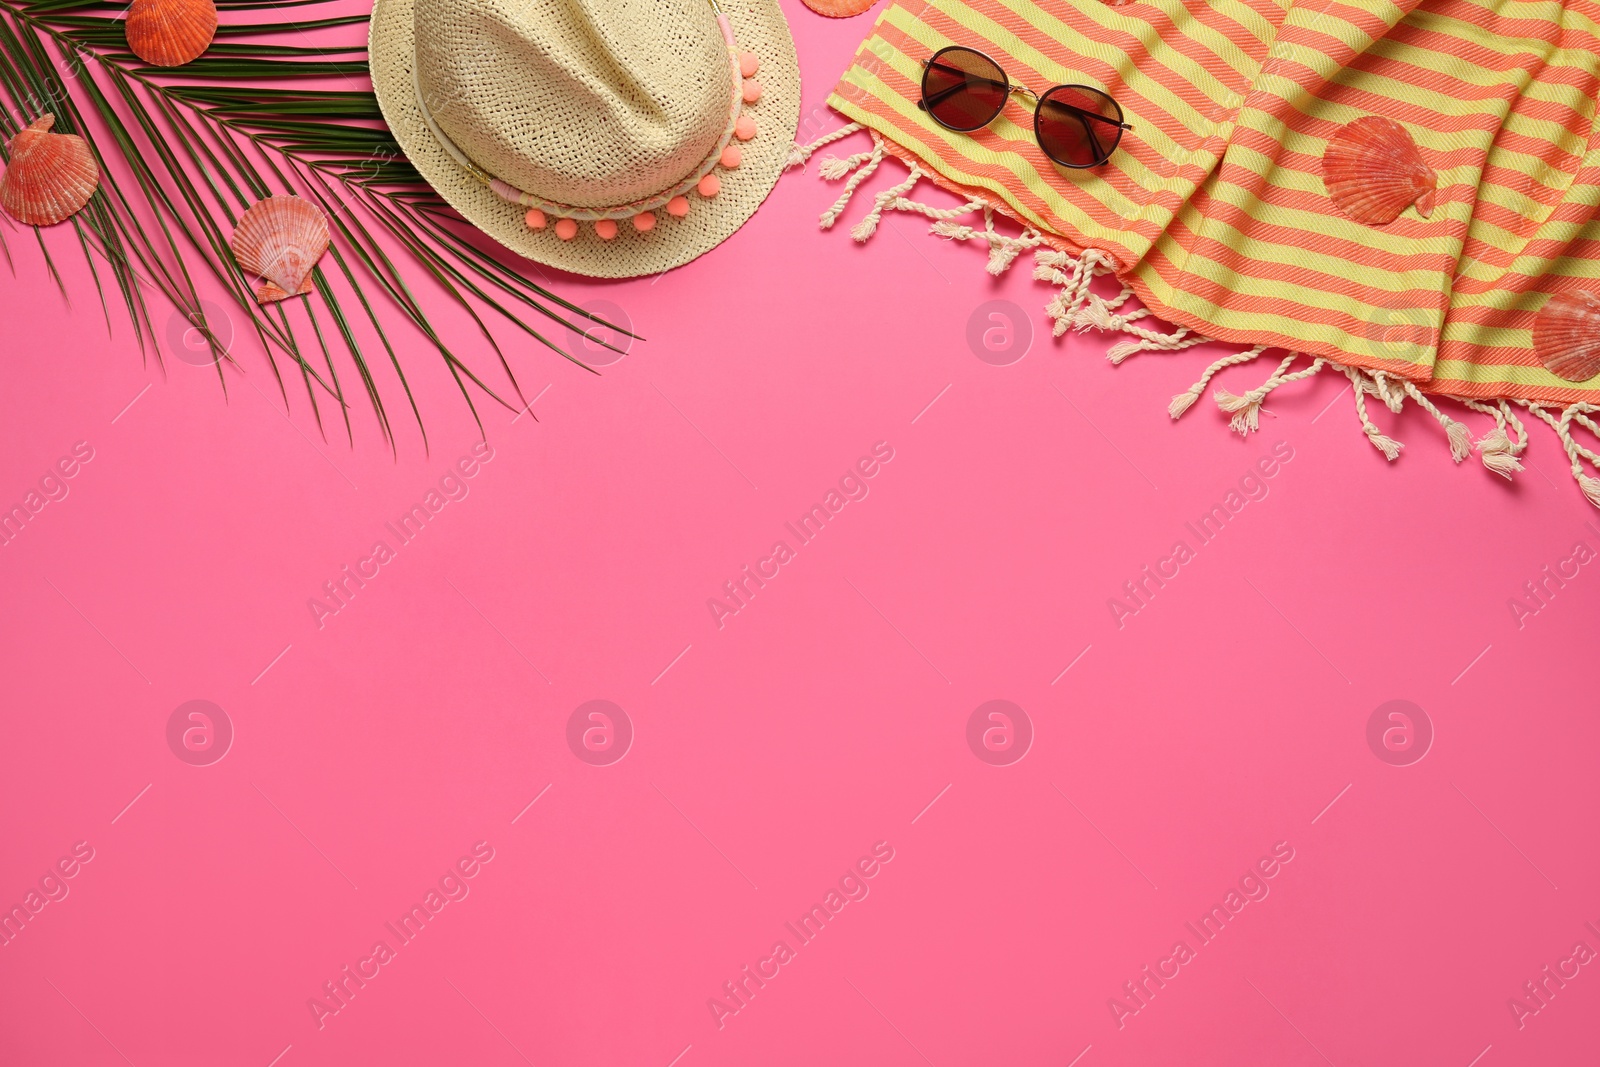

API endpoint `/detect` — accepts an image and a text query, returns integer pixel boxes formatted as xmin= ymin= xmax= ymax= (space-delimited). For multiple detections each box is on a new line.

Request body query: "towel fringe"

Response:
xmin=1458 ymin=399 xmax=1526 ymax=478
xmin=815 ymin=135 xmax=888 ymax=232
xmin=1519 ymin=402 xmax=1600 ymax=507
xmin=1345 ymin=368 xmax=1405 ymax=460
xmin=1168 ymin=347 xmax=1269 ymax=418
xmin=1213 ymin=354 xmax=1329 ymax=436
xmin=850 ymin=163 xmax=924 ymax=241
xmin=787 ymin=122 xmax=863 ymax=170
xmin=1034 ymin=247 xmax=1121 ymax=337
xmin=929 ymin=208 xmax=1047 ymax=275
xmin=789 ymin=128 xmax=1052 ymax=276
xmin=795 ymin=126 xmax=1600 ymax=508
xmin=1393 ymin=378 xmax=1472 ymax=462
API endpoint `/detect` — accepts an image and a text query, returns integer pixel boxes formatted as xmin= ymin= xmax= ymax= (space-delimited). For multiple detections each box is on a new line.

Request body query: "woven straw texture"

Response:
xmin=828 ymin=0 xmax=1600 ymax=404
xmin=371 ymin=0 xmax=800 ymax=279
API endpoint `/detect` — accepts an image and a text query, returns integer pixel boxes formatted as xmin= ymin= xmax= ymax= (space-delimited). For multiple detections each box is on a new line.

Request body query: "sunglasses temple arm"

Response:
xmin=1089 ymin=112 xmax=1134 ymax=131
xmin=1058 ymin=104 xmax=1132 ymax=131
xmin=920 ymin=82 xmax=979 ymax=109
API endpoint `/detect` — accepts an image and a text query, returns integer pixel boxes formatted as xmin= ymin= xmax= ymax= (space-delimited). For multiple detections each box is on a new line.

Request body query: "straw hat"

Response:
xmin=369 ymin=0 xmax=801 ymax=279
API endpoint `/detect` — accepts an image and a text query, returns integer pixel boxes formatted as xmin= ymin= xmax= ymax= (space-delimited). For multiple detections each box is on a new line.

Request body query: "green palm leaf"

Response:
xmin=0 ymin=0 xmax=629 ymax=449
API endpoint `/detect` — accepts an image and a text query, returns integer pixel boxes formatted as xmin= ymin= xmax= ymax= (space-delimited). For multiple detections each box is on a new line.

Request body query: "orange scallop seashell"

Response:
xmin=1532 ymin=290 xmax=1600 ymax=383
xmin=125 ymin=0 xmax=217 ymax=67
xmin=0 ymin=114 xmax=99 ymax=226
xmin=1322 ymin=116 xmax=1437 ymax=225
xmin=230 ymin=195 xmax=329 ymax=304
xmin=802 ymin=0 xmax=876 ymax=15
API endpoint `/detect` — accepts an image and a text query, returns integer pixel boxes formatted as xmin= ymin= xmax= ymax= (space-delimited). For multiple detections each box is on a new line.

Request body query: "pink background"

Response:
xmin=3 ymin=4 xmax=1599 ymax=1065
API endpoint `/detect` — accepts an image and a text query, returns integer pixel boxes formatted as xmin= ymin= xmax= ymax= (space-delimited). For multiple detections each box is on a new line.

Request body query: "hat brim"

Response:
xmin=369 ymin=0 xmax=801 ymax=280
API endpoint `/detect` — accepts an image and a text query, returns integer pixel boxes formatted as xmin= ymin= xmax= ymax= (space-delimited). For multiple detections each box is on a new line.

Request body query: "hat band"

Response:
xmin=412 ymin=12 xmax=748 ymax=223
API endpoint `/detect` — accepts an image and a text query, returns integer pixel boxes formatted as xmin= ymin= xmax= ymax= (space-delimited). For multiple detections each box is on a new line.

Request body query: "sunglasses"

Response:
xmin=917 ymin=46 xmax=1132 ymax=169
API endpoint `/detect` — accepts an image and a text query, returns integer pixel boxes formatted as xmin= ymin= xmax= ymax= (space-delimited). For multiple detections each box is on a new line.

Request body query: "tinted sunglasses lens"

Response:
xmin=922 ymin=48 xmax=1007 ymax=131
xmin=1037 ymin=86 xmax=1121 ymax=166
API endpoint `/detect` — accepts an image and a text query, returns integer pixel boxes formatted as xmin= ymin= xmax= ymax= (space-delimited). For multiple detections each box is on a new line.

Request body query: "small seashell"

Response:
xmin=0 ymin=114 xmax=99 ymax=226
xmin=229 ymin=195 xmax=329 ymax=305
xmin=125 ymin=0 xmax=217 ymax=67
xmin=802 ymin=0 xmax=876 ymax=15
xmin=1322 ymin=116 xmax=1437 ymax=225
xmin=1532 ymin=290 xmax=1600 ymax=383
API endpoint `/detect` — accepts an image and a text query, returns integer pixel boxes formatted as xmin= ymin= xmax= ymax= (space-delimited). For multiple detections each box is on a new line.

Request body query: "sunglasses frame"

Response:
xmin=917 ymin=45 xmax=1133 ymax=169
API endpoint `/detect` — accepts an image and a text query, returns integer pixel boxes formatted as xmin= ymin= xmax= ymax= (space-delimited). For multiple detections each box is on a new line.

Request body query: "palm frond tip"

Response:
xmin=0 ymin=0 xmax=632 ymax=447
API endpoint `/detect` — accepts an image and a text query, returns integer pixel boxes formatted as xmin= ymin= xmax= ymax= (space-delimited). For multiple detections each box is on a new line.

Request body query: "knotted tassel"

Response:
xmin=1479 ymin=433 xmax=1523 ymax=478
xmin=1069 ymin=284 xmax=1139 ymax=331
xmin=983 ymin=235 xmax=1027 ymax=276
xmin=928 ymin=218 xmax=1043 ymax=276
xmin=1348 ymin=369 xmax=1403 ymax=460
xmin=1034 ymin=248 xmax=1117 ymax=337
xmin=1398 ymin=380 xmax=1471 ymax=463
xmin=1369 ymin=371 xmax=1407 ymax=415
xmin=787 ymin=122 xmax=863 ymax=170
xmin=850 ymin=162 xmax=923 ymax=241
xmin=1168 ymin=346 xmax=1267 ymax=419
xmin=818 ymin=152 xmax=872 ymax=180
xmin=817 ymin=134 xmax=886 ymax=231
xmin=1213 ymin=355 xmax=1328 ymax=436
xmin=1556 ymin=405 xmax=1600 ymax=507
xmin=1444 ymin=417 xmax=1474 ymax=463
xmin=1580 ymin=473 xmax=1600 ymax=508
xmin=1214 ymin=354 xmax=1299 ymax=435
xmin=1106 ymin=326 xmax=1201 ymax=363
xmin=1515 ymin=402 xmax=1600 ymax=504
xmin=1462 ymin=398 xmax=1528 ymax=478
xmin=1072 ymin=294 xmax=1124 ymax=332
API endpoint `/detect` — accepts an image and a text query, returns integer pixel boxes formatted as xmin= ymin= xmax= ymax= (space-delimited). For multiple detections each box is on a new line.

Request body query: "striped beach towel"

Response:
xmin=792 ymin=0 xmax=1600 ymax=503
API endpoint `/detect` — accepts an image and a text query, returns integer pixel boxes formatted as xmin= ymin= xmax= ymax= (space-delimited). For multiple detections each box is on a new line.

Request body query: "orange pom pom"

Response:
xmin=554 ymin=218 xmax=578 ymax=240
xmin=594 ymin=218 xmax=618 ymax=240
xmin=667 ymin=196 xmax=690 ymax=217
xmin=720 ymin=145 xmax=742 ymax=169
xmin=735 ymin=116 xmax=757 ymax=141
xmin=739 ymin=52 xmax=759 ymax=78
xmin=633 ymin=212 xmax=656 ymax=232
xmin=524 ymin=208 xmax=547 ymax=230
xmin=742 ymin=80 xmax=763 ymax=104
xmin=697 ymin=173 xmax=721 ymax=198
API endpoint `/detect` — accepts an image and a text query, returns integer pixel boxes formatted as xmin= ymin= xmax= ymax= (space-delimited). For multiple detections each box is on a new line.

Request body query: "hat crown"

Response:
xmin=413 ymin=0 xmax=729 ymax=209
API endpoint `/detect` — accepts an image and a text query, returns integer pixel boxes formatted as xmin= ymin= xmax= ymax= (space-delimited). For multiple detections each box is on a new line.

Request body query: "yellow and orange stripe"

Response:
xmin=826 ymin=0 xmax=1600 ymax=402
